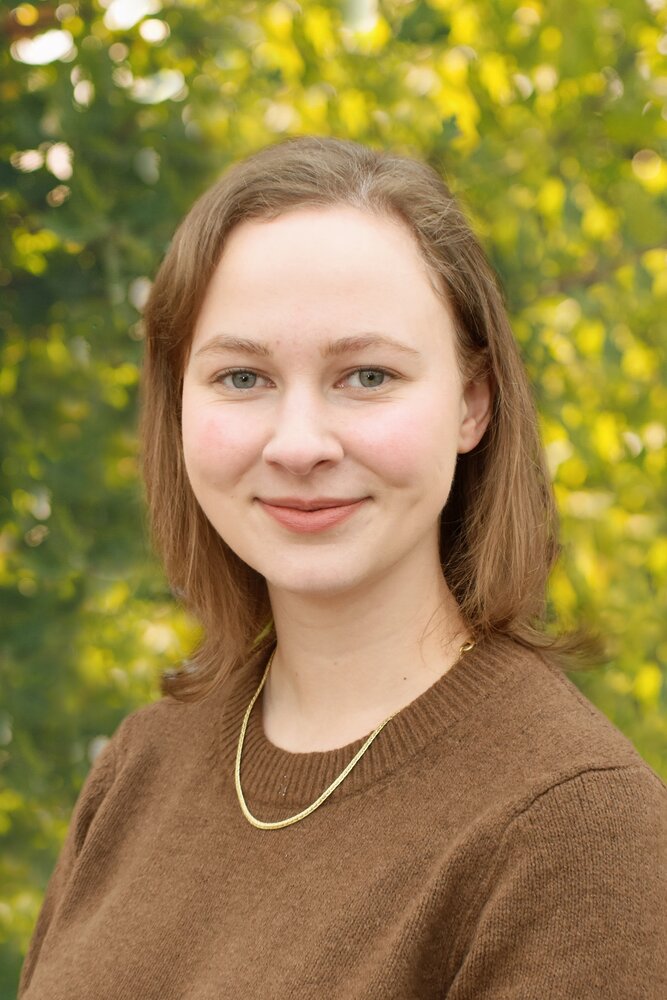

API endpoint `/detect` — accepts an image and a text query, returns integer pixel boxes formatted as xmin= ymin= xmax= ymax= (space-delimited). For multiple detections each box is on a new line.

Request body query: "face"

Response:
xmin=181 ymin=206 xmax=490 ymax=601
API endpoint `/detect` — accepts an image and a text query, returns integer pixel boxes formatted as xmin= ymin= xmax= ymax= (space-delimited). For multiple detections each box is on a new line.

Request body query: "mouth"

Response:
xmin=257 ymin=497 xmax=367 ymax=511
xmin=257 ymin=498 xmax=369 ymax=533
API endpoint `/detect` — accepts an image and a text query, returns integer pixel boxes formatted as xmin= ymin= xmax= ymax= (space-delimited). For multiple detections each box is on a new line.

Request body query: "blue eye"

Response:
xmin=230 ymin=371 xmax=257 ymax=389
xmin=216 ymin=369 xmax=263 ymax=390
xmin=348 ymin=369 xmax=389 ymax=389
xmin=213 ymin=367 xmax=395 ymax=391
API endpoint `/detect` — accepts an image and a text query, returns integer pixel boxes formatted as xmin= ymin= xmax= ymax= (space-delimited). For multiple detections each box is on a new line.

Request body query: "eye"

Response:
xmin=214 ymin=368 xmax=269 ymax=390
xmin=343 ymin=368 xmax=393 ymax=389
xmin=212 ymin=366 xmax=396 ymax=392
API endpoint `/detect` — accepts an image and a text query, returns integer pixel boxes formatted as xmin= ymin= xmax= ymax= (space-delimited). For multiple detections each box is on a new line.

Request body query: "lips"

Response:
xmin=257 ymin=498 xmax=368 ymax=533
xmin=258 ymin=497 xmax=366 ymax=511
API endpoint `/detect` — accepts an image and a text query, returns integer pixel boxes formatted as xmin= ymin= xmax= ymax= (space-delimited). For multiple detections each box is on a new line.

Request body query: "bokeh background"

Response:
xmin=1 ymin=0 xmax=666 ymax=992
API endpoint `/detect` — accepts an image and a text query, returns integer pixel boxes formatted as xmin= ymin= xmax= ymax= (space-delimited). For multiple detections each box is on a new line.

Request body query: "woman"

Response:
xmin=20 ymin=136 xmax=666 ymax=998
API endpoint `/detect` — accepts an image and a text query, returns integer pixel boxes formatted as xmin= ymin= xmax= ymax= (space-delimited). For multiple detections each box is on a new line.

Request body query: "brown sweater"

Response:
xmin=19 ymin=635 xmax=667 ymax=999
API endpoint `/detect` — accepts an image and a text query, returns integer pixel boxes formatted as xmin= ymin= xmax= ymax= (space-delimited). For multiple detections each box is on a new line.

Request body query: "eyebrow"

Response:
xmin=194 ymin=333 xmax=422 ymax=360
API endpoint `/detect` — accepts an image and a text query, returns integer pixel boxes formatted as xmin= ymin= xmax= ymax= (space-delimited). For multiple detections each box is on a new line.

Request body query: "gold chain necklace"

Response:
xmin=235 ymin=640 xmax=476 ymax=831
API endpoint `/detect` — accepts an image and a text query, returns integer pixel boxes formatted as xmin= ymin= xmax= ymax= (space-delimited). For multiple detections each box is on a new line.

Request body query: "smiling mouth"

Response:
xmin=258 ymin=498 xmax=367 ymax=511
xmin=257 ymin=498 xmax=368 ymax=533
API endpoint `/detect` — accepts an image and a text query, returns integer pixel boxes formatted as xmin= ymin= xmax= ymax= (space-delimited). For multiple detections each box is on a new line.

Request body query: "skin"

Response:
xmin=181 ymin=205 xmax=492 ymax=752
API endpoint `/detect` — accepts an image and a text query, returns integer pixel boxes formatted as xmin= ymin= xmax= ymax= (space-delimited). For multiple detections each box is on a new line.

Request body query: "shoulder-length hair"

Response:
xmin=140 ymin=135 xmax=603 ymax=701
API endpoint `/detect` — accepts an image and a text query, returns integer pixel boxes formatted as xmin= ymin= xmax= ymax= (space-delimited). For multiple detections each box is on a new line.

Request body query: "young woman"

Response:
xmin=20 ymin=136 xmax=666 ymax=998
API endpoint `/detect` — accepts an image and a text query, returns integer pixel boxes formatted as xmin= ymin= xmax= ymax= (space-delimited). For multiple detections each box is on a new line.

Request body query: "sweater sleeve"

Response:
xmin=447 ymin=765 xmax=667 ymax=1000
xmin=18 ymin=732 xmax=119 ymax=998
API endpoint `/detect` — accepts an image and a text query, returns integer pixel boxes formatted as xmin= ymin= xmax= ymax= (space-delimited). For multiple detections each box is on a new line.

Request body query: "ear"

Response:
xmin=457 ymin=375 xmax=493 ymax=454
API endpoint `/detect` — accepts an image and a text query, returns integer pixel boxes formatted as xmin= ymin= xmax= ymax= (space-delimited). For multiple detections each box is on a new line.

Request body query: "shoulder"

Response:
xmin=446 ymin=761 xmax=667 ymax=996
xmin=508 ymin=649 xmax=667 ymax=848
xmin=485 ymin=638 xmax=665 ymax=790
xmin=491 ymin=645 xmax=667 ymax=871
xmin=449 ymin=646 xmax=667 ymax=980
xmin=436 ymin=637 xmax=667 ymax=855
xmin=493 ymin=757 xmax=667 ymax=886
xmin=103 ymin=676 xmax=230 ymax=775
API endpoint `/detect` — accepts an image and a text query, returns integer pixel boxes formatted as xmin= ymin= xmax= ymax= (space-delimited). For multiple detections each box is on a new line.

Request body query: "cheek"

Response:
xmin=181 ymin=405 xmax=259 ymax=484
xmin=352 ymin=398 xmax=458 ymax=485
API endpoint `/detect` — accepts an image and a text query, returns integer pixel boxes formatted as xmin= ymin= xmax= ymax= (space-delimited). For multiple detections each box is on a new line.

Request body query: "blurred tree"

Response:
xmin=1 ymin=0 xmax=665 ymax=992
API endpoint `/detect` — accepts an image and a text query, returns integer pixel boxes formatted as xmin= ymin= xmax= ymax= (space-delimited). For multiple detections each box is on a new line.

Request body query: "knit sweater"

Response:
xmin=19 ymin=634 xmax=667 ymax=999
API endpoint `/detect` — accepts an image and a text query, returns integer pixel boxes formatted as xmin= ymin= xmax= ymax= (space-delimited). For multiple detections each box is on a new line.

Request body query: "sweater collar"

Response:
xmin=217 ymin=633 xmax=527 ymax=812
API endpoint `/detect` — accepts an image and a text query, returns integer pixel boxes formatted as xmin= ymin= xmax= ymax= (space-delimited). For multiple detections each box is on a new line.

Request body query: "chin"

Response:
xmin=263 ymin=565 xmax=369 ymax=598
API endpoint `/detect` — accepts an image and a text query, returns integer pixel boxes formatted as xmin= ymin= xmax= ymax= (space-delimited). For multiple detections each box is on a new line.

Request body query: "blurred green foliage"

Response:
xmin=1 ymin=0 xmax=666 ymax=992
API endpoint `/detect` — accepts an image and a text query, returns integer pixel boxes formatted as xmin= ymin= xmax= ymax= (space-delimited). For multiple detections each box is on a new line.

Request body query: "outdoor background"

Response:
xmin=1 ymin=0 xmax=666 ymax=993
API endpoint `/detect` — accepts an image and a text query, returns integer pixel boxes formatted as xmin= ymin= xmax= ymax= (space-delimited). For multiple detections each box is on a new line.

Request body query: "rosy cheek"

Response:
xmin=183 ymin=410 xmax=256 ymax=478
xmin=351 ymin=405 xmax=446 ymax=484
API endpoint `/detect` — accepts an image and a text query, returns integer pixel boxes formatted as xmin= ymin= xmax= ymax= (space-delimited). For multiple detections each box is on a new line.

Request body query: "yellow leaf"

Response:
xmin=450 ymin=4 xmax=480 ymax=45
xmin=581 ymin=72 xmax=605 ymax=95
xmin=592 ymin=412 xmax=622 ymax=461
xmin=100 ymin=581 xmax=131 ymax=613
xmin=253 ymin=40 xmax=304 ymax=81
xmin=582 ymin=201 xmax=616 ymax=240
xmin=575 ymin=543 xmax=606 ymax=588
xmin=608 ymin=669 xmax=632 ymax=695
xmin=478 ymin=52 xmax=513 ymax=105
xmin=341 ymin=15 xmax=391 ymax=54
xmin=301 ymin=86 xmax=330 ymax=129
xmin=0 ymin=367 xmax=17 ymax=396
xmin=542 ymin=327 xmax=575 ymax=363
xmin=545 ymin=437 xmax=573 ymax=477
xmin=549 ymin=564 xmax=577 ymax=614
xmin=561 ymin=402 xmax=582 ymax=427
xmin=645 ymin=450 xmax=665 ymax=475
xmin=557 ymin=456 xmax=588 ymax=488
xmin=632 ymin=150 xmax=667 ymax=193
xmin=652 ymin=270 xmax=667 ymax=298
xmin=540 ymin=26 xmax=562 ymax=51
xmin=613 ymin=263 xmax=635 ymax=290
xmin=303 ymin=7 xmax=337 ymax=58
xmin=14 ymin=4 xmax=39 ymax=27
xmin=537 ymin=177 xmax=566 ymax=218
xmin=641 ymin=248 xmax=667 ymax=274
xmin=575 ymin=320 xmax=605 ymax=357
xmin=633 ymin=664 xmax=662 ymax=707
xmin=621 ymin=343 xmax=657 ymax=381
xmin=647 ymin=538 xmax=667 ymax=583
xmin=13 ymin=228 xmax=59 ymax=254
xmin=439 ymin=47 xmax=469 ymax=85
xmin=46 ymin=338 xmax=69 ymax=367
xmin=338 ymin=89 xmax=371 ymax=136
xmin=433 ymin=87 xmax=480 ymax=150
xmin=264 ymin=2 xmax=293 ymax=41
xmin=491 ymin=213 xmax=518 ymax=248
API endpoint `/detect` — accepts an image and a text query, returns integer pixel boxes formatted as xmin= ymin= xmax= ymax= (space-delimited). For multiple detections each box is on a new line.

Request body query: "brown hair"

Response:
xmin=140 ymin=135 xmax=604 ymax=701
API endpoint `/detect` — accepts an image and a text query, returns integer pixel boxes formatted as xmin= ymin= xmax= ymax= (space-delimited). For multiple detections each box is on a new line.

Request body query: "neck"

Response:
xmin=261 ymin=555 xmax=471 ymax=753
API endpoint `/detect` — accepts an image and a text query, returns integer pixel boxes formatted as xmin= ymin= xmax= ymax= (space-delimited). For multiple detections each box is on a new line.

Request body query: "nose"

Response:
xmin=261 ymin=390 xmax=345 ymax=476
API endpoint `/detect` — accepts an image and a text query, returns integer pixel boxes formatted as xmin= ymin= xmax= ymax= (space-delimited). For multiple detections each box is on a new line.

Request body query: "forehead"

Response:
xmin=191 ymin=205 xmax=455 ymax=357
xmin=215 ymin=206 xmax=439 ymax=293
xmin=220 ymin=205 xmax=429 ymax=272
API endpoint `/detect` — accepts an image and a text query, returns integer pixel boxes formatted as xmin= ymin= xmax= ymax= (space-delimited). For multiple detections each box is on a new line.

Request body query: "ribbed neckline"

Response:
xmin=217 ymin=633 xmax=529 ymax=812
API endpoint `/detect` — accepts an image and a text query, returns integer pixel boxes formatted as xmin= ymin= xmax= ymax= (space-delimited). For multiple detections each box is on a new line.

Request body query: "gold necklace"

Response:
xmin=235 ymin=640 xmax=476 ymax=830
